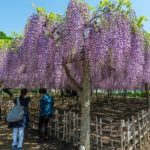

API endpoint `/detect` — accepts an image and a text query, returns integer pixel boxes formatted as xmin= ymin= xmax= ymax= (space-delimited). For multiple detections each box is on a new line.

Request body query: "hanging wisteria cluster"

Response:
xmin=143 ymin=38 xmax=150 ymax=85
xmin=0 ymin=0 xmax=149 ymax=90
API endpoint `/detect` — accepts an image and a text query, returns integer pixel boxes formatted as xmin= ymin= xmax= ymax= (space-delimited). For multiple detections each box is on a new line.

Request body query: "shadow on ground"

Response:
xmin=0 ymin=121 xmax=77 ymax=150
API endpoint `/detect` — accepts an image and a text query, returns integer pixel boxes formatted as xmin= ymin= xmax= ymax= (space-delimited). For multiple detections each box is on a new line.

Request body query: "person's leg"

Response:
xmin=12 ymin=128 xmax=18 ymax=147
xmin=44 ymin=117 xmax=50 ymax=138
xmin=38 ymin=116 xmax=44 ymax=139
xmin=24 ymin=128 xmax=30 ymax=140
xmin=17 ymin=127 xmax=24 ymax=149
xmin=24 ymin=115 xmax=30 ymax=139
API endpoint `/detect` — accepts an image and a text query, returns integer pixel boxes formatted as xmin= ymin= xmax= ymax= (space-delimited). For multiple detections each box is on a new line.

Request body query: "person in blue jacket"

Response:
xmin=38 ymin=88 xmax=54 ymax=142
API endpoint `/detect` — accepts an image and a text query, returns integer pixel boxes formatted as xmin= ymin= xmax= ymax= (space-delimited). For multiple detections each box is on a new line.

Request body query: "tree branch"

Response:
xmin=62 ymin=52 xmax=84 ymax=64
xmin=63 ymin=63 xmax=82 ymax=95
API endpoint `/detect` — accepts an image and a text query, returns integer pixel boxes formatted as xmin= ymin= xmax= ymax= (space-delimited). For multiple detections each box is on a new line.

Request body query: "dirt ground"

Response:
xmin=1 ymin=96 xmax=150 ymax=150
xmin=0 ymin=121 xmax=77 ymax=150
xmin=141 ymin=143 xmax=150 ymax=150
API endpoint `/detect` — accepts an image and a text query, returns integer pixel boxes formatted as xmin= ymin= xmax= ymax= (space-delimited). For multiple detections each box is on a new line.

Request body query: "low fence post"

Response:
xmin=127 ymin=119 xmax=130 ymax=150
xmin=132 ymin=116 xmax=136 ymax=149
xmin=121 ymin=120 xmax=125 ymax=150
xmin=138 ymin=114 xmax=142 ymax=149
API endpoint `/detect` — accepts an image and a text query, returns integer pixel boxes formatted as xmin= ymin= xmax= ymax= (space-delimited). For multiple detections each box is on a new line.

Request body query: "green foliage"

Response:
xmin=98 ymin=0 xmax=148 ymax=32
xmin=87 ymin=4 xmax=95 ymax=11
xmin=100 ymin=0 xmax=109 ymax=7
xmin=117 ymin=0 xmax=132 ymax=10
xmin=99 ymin=0 xmax=132 ymax=13
xmin=0 ymin=31 xmax=6 ymax=39
xmin=114 ymin=90 xmax=145 ymax=97
xmin=0 ymin=39 xmax=13 ymax=50
xmin=48 ymin=12 xmax=57 ymax=20
xmin=0 ymin=31 xmax=13 ymax=50
xmin=34 ymin=4 xmax=63 ymax=23
xmin=36 ymin=7 xmax=46 ymax=15
xmin=31 ymin=2 xmax=46 ymax=15
xmin=0 ymin=31 xmax=23 ymax=51
xmin=11 ymin=32 xmax=23 ymax=39
xmin=31 ymin=88 xmax=39 ymax=93
xmin=127 ymin=91 xmax=145 ymax=97
xmin=78 ymin=0 xmax=95 ymax=11
xmin=130 ymin=15 xmax=148 ymax=31
xmin=0 ymin=31 xmax=12 ymax=40
xmin=137 ymin=16 xmax=148 ymax=28
xmin=47 ymin=12 xmax=63 ymax=22
xmin=145 ymin=31 xmax=150 ymax=40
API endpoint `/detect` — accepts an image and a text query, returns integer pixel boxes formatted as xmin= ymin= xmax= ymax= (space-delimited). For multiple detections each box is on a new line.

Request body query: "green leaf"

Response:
xmin=36 ymin=6 xmax=46 ymax=15
xmin=100 ymin=0 xmax=109 ymax=7
xmin=137 ymin=16 xmax=148 ymax=28
xmin=0 ymin=31 xmax=6 ymax=39
xmin=47 ymin=12 xmax=63 ymax=23
xmin=0 ymin=31 xmax=13 ymax=40
xmin=0 ymin=39 xmax=13 ymax=50
xmin=48 ymin=12 xmax=57 ymax=20
xmin=87 ymin=4 xmax=95 ymax=11
xmin=117 ymin=0 xmax=132 ymax=10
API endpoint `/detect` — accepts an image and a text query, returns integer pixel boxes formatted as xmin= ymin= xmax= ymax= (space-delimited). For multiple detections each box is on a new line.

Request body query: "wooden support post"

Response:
xmin=121 ymin=120 xmax=125 ymax=150
xmin=63 ymin=111 xmax=66 ymax=140
xmin=132 ymin=116 xmax=136 ymax=149
xmin=96 ymin=117 xmax=99 ymax=150
xmin=76 ymin=114 xmax=79 ymax=146
xmin=55 ymin=110 xmax=58 ymax=137
xmin=68 ymin=111 xmax=71 ymax=142
xmin=57 ymin=110 xmax=59 ymax=139
xmin=127 ymin=119 xmax=130 ymax=150
xmin=142 ymin=110 xmax=146 ymax=144
xmin=138 ymin=114 xmax=142 ymax=150
xmin=148 ymin=109 xmax=150 ymax=132
xmin=73 ymin=112 xmax=76 ymax=143
xmin=110 ymin=119 xmax=114 ymax=148
xmin=146 ymin=111 xmax=149 ymax=141
xmin=99 ymin=118 xmax=103 ymax=149
xmin=66 ymin=112 xmax=68 ymax=142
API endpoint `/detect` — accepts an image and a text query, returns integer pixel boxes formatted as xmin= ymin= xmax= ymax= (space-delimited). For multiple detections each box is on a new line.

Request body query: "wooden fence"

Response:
xmin=91 ymin=117 xmax=121 ymax=150
xmin=29 ymin=109 xmax=150 ymax=150
xmin=0 ymin=99 xmax=150 ymax=150
xmin=30 ymin=110 xmax=81 ymax=146
xmin=120 ymin=109 xmax=150 ymax=150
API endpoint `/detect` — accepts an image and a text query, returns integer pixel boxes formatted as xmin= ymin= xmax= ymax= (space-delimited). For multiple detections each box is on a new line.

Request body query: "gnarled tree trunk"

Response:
xmin=80 ymin=55 xmax=90 ymax=150
xmin=63 ymin=53 xmax=91 ymax=150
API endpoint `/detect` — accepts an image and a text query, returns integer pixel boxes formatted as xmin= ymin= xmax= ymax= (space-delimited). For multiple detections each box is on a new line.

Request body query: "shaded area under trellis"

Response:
xmin=0 ymin=94 xmax=149 ymax=150
xmin=0 ymin=120 xmax=78 ymax=150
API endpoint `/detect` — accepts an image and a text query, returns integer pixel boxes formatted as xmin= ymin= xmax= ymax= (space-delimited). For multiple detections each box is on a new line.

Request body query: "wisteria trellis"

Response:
xmin=0 ymin=0 xmax=148 ymax=90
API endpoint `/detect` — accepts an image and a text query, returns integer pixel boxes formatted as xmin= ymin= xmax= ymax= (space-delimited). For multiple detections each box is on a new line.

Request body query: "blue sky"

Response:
xmin=0 ymin=0 xmax=150 ymax=35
